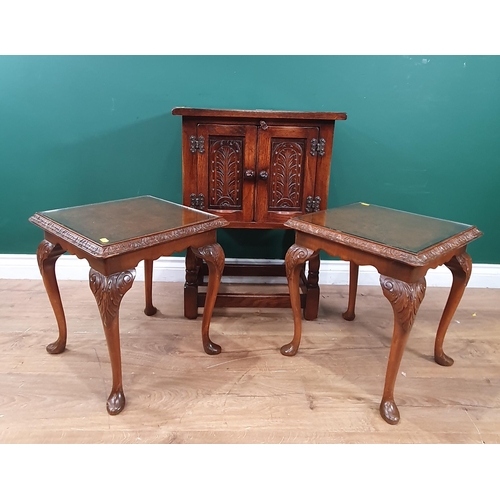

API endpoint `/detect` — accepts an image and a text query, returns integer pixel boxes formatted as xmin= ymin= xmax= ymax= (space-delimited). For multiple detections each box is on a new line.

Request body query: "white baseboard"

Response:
xmin=0 ymin=254 xmax=498 ymax=288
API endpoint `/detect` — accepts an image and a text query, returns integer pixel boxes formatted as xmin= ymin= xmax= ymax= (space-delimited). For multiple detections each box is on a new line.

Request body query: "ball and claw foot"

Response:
xmin=204 ymin=341 xmax=222 ymax=355
xmin=280 ymin=343 xmax=298 ymax=357
xmin=380 ymin=399 xmax=400 ymax=425
xmin=46 ymin=339 xmax=66 ymax=354
xmin=144 ymin=305 xmax=158 ymax=316
xmin=435 ymin=352 xmax=454 ymax=367
xmin=107 ymin=390 xmax=126 ymax=415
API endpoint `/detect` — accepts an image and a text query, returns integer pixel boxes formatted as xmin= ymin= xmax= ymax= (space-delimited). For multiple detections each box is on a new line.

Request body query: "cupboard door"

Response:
xmin=196 ymin=124 xmax=257 ymax=223
xmin=255 ymin=126 xmax=319 ymax=225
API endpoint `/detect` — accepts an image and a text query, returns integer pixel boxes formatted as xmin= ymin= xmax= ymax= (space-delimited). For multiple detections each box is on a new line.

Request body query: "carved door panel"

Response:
xmin=255 ymin=126 xmax=319 ymax=225
xmin=196 ymin=124 xmax=257 ymax=223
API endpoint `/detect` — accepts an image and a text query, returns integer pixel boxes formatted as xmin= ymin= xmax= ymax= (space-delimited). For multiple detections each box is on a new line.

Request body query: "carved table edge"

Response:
xmin=284 ymin=219 xmax=483 ymax=267
xmin=29 ymin=213 xmax=228 ymax=258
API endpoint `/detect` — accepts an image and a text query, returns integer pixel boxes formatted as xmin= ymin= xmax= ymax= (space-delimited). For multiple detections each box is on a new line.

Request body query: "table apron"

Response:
xmin=294 ymin=232 xmax=468 ymax=283
xmin=44 ymin=231 xmax=218 ymax=276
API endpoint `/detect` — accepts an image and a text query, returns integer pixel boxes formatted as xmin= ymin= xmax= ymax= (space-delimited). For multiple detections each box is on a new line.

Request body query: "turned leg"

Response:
xmin=304 ymin=252 xmax=320 ymax=321
xmin=36 ymin=240 xmax=67 ymax=354
xmin=379 ymin=275 xmax=426 ymax=424
xmin=342 ymin=261 xmax=359 ymax=321
xmin=143 ymin=259 xmax=157 ymax=316
xmin=281 ymin=244 xmax=317 ymax=356
xmin=184 ymin=247 xmax=202 ymax=319
xmin=190 ymin=243 xmax=225 ymax=355
xmin=89 ymin=268 xmax=135 ymax=415
xmin=434 ymin=253 xmax=473 ymax=366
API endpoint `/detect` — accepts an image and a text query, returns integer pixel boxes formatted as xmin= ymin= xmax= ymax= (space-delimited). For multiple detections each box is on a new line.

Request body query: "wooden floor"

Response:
xmin=1 ymin=278 xmax=499 ymax=444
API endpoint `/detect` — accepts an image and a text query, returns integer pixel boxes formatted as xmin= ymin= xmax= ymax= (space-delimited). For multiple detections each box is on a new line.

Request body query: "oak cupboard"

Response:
xmin=172 ymin=108 xmax=347 ymax=319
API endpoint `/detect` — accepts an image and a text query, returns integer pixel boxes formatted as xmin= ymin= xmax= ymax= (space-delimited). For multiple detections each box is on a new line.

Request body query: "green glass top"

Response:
xmin=291 ymin=203 xmax=474 ymax=254
xmin=34 ymin=196 xmax=220 ymax=245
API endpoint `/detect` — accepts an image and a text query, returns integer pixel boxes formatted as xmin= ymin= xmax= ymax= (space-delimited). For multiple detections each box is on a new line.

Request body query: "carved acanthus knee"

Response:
xmin=36 ymin=240 xmax=65 ymax=271
xmin=445 ymin=253 xmax=472 ymax=285
xmin=89 ymin=269 xmax=136 ymax=326
xmin=380 ymin=276 xmax=426 ymax=331
xmin=285 ymin=244 xmax=317 ymax=279
xmin=191 ymin=243 xmax=225 ymax=274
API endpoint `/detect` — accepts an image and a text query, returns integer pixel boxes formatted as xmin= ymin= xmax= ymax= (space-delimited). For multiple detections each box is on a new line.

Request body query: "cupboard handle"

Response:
xmin=244 ymin=169 xmax=255 ymax=180
xmin=259 ymin=170 xmax=268 ymax=180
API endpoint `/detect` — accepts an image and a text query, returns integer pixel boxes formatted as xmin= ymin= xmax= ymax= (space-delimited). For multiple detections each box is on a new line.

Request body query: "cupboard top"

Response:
xmin=171 ymin=107 xmax=347 ymax=121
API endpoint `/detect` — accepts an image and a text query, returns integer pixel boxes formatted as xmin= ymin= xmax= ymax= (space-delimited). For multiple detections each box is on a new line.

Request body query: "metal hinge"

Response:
xmin=310 ymin=138 xmax=326 ymax=157
xmin=190 ymin=193 xmax=205 ymax=210
xmin=189 ymin=135 xmax=205 ymax=154
xmin=305 ymin=196 xmax=321 ymax=213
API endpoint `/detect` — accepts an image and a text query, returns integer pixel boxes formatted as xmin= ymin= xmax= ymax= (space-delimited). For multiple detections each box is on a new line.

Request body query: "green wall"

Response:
xmin=1 ymin=56 xmax=498 ymax=263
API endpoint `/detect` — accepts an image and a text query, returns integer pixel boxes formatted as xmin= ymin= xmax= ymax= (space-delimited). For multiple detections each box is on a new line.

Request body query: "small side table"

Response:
xmin=283 ymin=203 xmax=483 ymax=424
xmin=29 ymin=196 xmax=228 ymax=415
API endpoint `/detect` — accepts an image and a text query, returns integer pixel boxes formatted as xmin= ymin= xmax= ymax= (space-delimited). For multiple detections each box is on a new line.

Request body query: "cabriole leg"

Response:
xmin=89 ymin=268 xmax=135 ymax=415
xmin=281 ymin=244 xmax=317 ymax=356
xmin=36 ymin=240 xmax=67 ymax=354
xmin=379 ymin=275 xmax=426 ymax=424
xmin=434 ymin=253 xmax=472 ymax=366
xmin=190 ymin=243 xmax=225 ymax=355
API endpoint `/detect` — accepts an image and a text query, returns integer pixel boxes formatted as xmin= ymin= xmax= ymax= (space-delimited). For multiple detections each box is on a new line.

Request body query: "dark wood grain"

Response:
xmin=174 ymin=108 xmax=346 ymax=317
xmin=30 ymin=196 xmax=228 ymax=415
xmin=283 ymin=204 xmax=483 ymax=425
xmin=172 ymin=107 xmax=347 ymax=121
